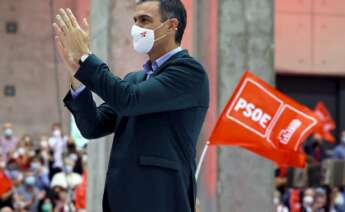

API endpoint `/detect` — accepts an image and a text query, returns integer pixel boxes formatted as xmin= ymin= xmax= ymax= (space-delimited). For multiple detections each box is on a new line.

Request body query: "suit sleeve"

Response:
xmin=63 ymin=88 xmax=118 ymax=139
xmin=74 ymin=54 xmax=208 ymax=116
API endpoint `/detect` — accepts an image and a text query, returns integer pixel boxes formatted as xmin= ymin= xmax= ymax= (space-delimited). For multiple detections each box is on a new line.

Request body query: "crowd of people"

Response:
xmin=4 ymin=121 xmax=345 ymax=212
xmin=274 ymin=131 xmax=345 ymax=212
xmin=0 ymin=123 xmax=87 ymax=212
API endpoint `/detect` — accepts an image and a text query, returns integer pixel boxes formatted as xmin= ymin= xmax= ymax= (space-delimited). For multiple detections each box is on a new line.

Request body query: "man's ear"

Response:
xmin=168 ymin=18 xmax=179 ymax=32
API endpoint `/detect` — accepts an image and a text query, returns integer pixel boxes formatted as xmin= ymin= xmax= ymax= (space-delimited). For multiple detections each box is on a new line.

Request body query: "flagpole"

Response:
xmin=195 ymin=141 xmax=210 ymax=181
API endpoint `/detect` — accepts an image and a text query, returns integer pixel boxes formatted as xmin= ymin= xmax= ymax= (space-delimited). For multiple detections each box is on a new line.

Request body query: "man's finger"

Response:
xmin=55 ymin=36 xmax=63 ymax=51
xmin=66 ymin=8 xmax=80 ymax=29
xmin=55 ymin=36 xmax=72 ymax=67
xmin=82 ymin=18 xmax=89 ymax=34
xmin=55 ymin=15 xmax=68 ymax=34
xmin=53 ymin=23 xmax=65 ymax=37
xmin=55 ymin=36 xmax=67 ymax=62
xmin=55 ymin=36 xmax=66 ymax=55
xmin=55 ymin=36 xmax=78 ymax=74
xmin=53 ymin=23 xmax=68 ymax=48
xmin=59 ymin=8 xmax=73 ymax=30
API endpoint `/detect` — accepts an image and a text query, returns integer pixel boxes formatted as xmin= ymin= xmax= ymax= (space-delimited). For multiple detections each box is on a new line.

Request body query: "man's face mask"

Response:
xmin=4 ymin=128 xmax=13 ymax=138
xmin=131 ymin=21 xmax=169 ymax=54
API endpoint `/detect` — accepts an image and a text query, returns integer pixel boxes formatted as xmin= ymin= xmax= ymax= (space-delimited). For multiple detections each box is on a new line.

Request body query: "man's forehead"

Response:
xmin=134 ymin=1 xmax=160 ymax=18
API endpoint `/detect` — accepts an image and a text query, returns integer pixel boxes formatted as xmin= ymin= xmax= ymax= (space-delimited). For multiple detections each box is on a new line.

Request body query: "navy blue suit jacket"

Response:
xmin=63 ymin=50 xmax=209 ymax=212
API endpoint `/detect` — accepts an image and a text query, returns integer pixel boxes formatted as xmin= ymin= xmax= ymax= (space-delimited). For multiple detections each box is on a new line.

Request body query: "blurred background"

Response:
xmin=1 ymin=0 xmax=345 ymax=211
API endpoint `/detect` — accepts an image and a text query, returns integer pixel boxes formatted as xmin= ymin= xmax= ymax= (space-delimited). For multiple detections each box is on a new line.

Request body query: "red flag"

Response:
xmin=0 ymin=170 xmax=12 ymax=196
xmin=209 ymin=71 xmax=319 ymax=168
xmin=314 ymin=101 xmax=336 ymax=143
xmin=290 ymin=189 xmax=302 ymax=212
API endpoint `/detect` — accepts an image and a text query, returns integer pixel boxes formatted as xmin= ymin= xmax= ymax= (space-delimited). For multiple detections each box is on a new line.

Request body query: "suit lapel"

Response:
xmin=115 ymin=50 xmax=188 ymax=135
xmin=138 ymin=71 xmax=147 ymax=82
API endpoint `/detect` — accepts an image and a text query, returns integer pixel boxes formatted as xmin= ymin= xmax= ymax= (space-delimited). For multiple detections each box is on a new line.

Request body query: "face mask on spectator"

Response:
xmin=53 ymin=129 xmax=62 ymax=137
xmin=40 ymin=140 xmax=49 ymax=148
xmin=25 ymin=176 xmax=35 ymax=186
xmin=273 ymin=197 xmax=279 ymax=205
xmin=4 ymin=128 xmax=13 ymax=138
xmin=16 ymin=172 xmax=23 ymax=182
xmin=303 ymin=195 xmax=314 ymax=206
xmin=41 ymin=201 xmax=53 ymax=212
xmin=82 ymin=154 xmax=88 ymax=163
xmin=24 ymin=136 xmax=31 ymax=144
xmin=64 ymin=165 xmax=73 ymax=174
xmin=69 ymin=153 xmax=78 ymax=162
xmin=17 ymin=148 xmax=26 ymax=156
xmin=30 ymin=162 xmax=40 ymax=170
xmin=335 ymin=194 xmax=344 ymax=206
xmin=28 ymin=150 xmax=35 ymax=157
xmin=0 ymin=161 xmax=5 ymax=169
xmin=41 ymin=150 xmax=49 ymax=160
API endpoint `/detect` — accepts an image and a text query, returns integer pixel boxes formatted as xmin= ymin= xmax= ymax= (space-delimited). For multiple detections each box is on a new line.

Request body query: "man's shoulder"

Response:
xmin=168 ymin=52 xmax=206 ymax=73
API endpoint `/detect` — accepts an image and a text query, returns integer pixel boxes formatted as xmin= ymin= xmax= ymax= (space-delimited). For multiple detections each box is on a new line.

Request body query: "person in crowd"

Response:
xmin=0 ymin=123 xmax=18 ymax=161
xmin=37 ymin=137 xmax=52 ymax=169
xmin=36 ymin=190 xmax=53 ymax=212
xmin=11 ymin=171 xmax=24 ymax=191
xmin=30 ymin=157 xmax=50 ymax=191
xmin=0 ymin=207 xmax=13 ymax=212
xmin=304 ymin=134 xmax=329 ymax=163
xmin=53 ymin=188 xmax=74 ymax=212
xmin=14 ymin=173 xmax=40 ymax=212
xmin=48 ymin=123 xmax=67 ymax=178
xmin=330 ymin=187 xmax=345 ymax=212
xmin=273 ymin=190 xmax=288 ymax=212
xmin=15 ymin=147 xmax=31 ymax=172
xmin=50 ymin=158 xmax=82 ymax=189
xmin=65 ymin=139 xmax=83 ymax=175
xmin=312 ymin=187 xmax=328 ymax=212
xmin=74 ymin=157 xmax=87 ymax=212
xmin=18 ymin=135 xmax=34 ymax=152
xmin=302 ymin=188 xmax=315 ymax=212
xmin=332 ymin=131 xmax=345 ymax=159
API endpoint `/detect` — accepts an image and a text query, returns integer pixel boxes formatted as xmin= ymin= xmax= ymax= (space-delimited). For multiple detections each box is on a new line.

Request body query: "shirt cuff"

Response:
xmin=70 ymin=84 xmax=86 ymax=98
xmin=80 ymin=54 xmax=90 ymax=63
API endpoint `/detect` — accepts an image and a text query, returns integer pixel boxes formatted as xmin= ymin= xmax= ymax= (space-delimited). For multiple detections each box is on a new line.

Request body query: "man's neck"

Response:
xmin=148 ymin=43 xmax=179 ymax=62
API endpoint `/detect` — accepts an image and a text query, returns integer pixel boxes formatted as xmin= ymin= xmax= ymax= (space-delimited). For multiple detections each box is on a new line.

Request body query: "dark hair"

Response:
xmin=137 ymin=0 xmax=187 ymax=44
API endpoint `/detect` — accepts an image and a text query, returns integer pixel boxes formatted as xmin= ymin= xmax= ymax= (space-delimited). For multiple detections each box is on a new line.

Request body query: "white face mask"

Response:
xmin=335 ymin=194 xmax=344 ymax=206
xmin=4 ymin=128 xmax=13 ymax=137
xmin=53 ymin=129 xmax=61 ymax=137
xmin=31 ymin=162 xmax=40 ymax=170
xmin=25 ymin=176 xmax=35 ymax=186
xmin=130 ymin=22 xmax=168 ymax=54
xmin=273 ymin=197 xmax=279 ymax=205
xmin=64 ymin=165 xmax=73 ymax=174
xmin=303 ymin=195 xmax=314 ymax=206
xmin=40 ymin=141 xmax=48 ymax=148
xmin=0 ymin=161 xmax=6 ymax=169
xmin=18 ymin=148 xmax=26 ymax=156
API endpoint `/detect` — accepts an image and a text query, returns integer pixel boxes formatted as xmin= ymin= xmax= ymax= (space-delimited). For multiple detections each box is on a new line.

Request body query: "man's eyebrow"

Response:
xmin=134 ymin=14 xmax=154 ymax=21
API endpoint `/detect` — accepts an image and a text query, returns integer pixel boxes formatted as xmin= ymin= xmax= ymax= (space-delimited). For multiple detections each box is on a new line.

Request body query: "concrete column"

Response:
xmin=87 ymin=0 xmax=144 ymax=211
xmin=217 ymin=0 xmax=275 ymax=211
xmin=86 ymin=0 xmax=112 ymax=211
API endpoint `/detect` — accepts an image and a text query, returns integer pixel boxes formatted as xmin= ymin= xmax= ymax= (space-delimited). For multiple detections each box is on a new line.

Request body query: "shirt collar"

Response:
xmin=143 ymin=47 xmax=183 ymax=75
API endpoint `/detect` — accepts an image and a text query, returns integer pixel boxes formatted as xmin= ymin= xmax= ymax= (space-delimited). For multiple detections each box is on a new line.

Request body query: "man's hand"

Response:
xmin=52 ymin=8 xmax=90 ymax=75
